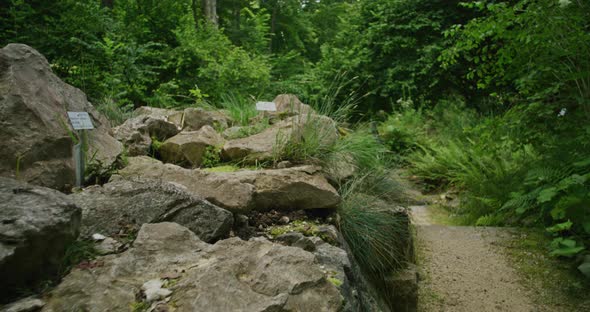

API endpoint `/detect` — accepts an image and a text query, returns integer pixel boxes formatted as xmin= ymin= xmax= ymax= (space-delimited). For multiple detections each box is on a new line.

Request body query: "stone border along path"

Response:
xmin=412 ymin=205 xmax=542 ymax=312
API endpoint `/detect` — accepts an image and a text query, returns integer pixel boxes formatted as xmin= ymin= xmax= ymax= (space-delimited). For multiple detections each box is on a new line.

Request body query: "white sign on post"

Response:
xmin=67 ymin=112 xmax=94 ymax=187
xmin=256 ymin=101 xmax=277 ymax=112
xmin=67 ymin=112 xmax=94 ymax=130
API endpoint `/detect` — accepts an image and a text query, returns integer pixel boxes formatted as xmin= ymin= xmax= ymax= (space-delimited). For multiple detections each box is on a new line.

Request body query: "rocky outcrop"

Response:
xmin=70 ymin=179 xmax=233 ymax=243
xmin=222 ymin=114 xmax=339 ymax=163
xmin=134 ymin=106 xmax=184 ymax=127
xmin=113 ymin=113 xmax=180 ymax=157
xmin=42 ymin=222 xmax=343 ymax=312
xmin=273 ymin=228 xmax=385 ymax=312
xmin=0 ymin=44 xmax=123 ymax=191
xmin=0 ymin=177 xmax=81 ymax=301
xmin=221 ymin=119 xmax=291 ymax=162
xmin=182 ymin=107 xmax=231 ymax=131
xmin=113 ymin=107 xmax=233 ymax=157
xmin=117 ymin=156 xmax=340 ymax=213
xmin=159 ymin=125 xmax=224 ymax=167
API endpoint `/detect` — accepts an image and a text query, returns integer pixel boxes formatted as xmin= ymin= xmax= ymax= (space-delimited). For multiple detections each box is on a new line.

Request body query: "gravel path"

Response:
xmin=412 ymin=205 xmax=540 ymax=312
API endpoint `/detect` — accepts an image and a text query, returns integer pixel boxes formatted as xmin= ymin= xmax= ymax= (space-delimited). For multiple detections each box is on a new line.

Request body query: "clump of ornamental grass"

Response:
xmin=217 ymin=93 xmax=258 ymax=126
xmin=337 ymin=174 xmax=413 ymax=275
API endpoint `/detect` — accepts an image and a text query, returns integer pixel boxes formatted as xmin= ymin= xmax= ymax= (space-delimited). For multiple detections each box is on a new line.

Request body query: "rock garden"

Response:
xmin=0 ymin=44 xmax=416 ymax=312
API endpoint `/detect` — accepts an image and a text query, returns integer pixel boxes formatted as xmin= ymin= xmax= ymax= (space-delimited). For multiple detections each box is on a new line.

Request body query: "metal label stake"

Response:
xmin=67 ymin=112 xmax=94 ymax=187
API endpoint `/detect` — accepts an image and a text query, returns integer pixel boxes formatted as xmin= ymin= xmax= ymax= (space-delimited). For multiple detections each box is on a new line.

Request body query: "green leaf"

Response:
xmin=560 ymin=239 xmax=577 ymax=248
xmin=537 ymin=187 xmax=558 ymax=204
xmin=557 ymin=174 xmax=587 ymax=191
xmin=546 ymin=220 xmax=573 ymax=233
xmin=550 ymin=246 xmax=585 ymax=257
xmin=574 ymin=158 xmax=590 ymax=167
xmin=583 ymin=221 xmax=590 ymax=234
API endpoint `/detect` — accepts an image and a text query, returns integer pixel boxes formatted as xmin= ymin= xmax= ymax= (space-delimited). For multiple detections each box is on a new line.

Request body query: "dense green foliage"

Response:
xmin=377 ymin=0 xmax=590 ymax=269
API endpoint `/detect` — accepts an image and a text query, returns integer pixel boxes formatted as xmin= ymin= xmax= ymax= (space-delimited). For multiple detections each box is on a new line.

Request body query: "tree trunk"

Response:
xmin=201 ymin=0 xmax=218 ymax=26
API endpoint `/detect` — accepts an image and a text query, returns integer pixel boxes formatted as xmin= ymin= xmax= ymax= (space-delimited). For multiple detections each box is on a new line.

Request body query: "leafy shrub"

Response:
xmin=503 ymin=159 xmax=590 ymax=258
xmin=173 ymin=20 xmax=271 ymax=103
xmin=201 ymin=146 xmax=221 ymax=168
xmin=379 ymin=108 xmax=427 ymax=155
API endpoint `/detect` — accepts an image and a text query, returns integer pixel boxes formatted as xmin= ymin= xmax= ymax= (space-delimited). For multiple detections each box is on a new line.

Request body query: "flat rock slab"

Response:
xmin=0 ymin=177 xmax=81 ymax=301
xmin=117 ymin=156 xmax=340 ymax=213
xmin=222 ymin=114 xmax=339 ymax=164
xmin=0 ymin=44 xmax=122 ymax=191
xmin=42 ymin=222 xmax=343 ymax=312
xmin=182 ymin=107 xmax=231 ymax=131
xmin=70 ymin=179 xmax=233 ymax=243
xmin=159 ymin=125 xmax=224 ymax=167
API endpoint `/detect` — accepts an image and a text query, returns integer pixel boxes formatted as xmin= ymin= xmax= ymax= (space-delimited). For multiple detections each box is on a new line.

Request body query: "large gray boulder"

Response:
xmin=0 ymin=177 xmax=81 ymax=301
xmin=70 ymin=179 xmax=233 ymax=243
xmin=0 ymin=44 xmax=123 ymax=191
xmin=42 ymin=222 xmax=343 ymax=312
xmin=117 ymin=156 xmax=340 ymax=213
xmin=159 ymin=125 xmax=224 ymax=167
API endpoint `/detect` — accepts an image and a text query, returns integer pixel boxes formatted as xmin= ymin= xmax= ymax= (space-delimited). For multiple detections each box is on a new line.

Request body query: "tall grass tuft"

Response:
xmin=337 ymin=174 xmax=413 ymax=273
xmin=96 ymin=97 xmax=133 ymax=127
xmin=217 ymin=93 xmax=258 ymax=126
xmin=323 ymin=127 xmax=389 ymax=174
xmin=307 ymin=73 xmax=361 ymax=124
xmin=272 ymin=76 xmax=362 ymax=165
xmin=337 ymin=173 xmax=414 ymax=311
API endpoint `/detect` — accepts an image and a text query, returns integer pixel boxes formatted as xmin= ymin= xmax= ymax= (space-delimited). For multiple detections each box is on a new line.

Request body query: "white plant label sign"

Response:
xmin=67 ymin=112 xmax=94 ymax=130
xmin=256 ymin=101 xmax=277 ymax=112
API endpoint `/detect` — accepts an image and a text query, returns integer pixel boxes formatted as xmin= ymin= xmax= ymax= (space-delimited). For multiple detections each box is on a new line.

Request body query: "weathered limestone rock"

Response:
xmin=182 ymin=107 xmax=231 ymax=131
xmin=222 ymin=114 xmax=339 ymax=163
xmin=70 ymin=179 xmax=233 ymax=243
xmin=221 ymin=120 xmax=291 ymax=162
xmin=113 ymin=113 xmax=180 ymax=156
xmin=159 ymin=125 xmax=224 ymax=167
xmin=42 ymin=222 xmax=343 ymax=312
xmin=134 ymin=106 xmax=184 ymax=128
xmin=0 ymin=177 xmax=81 ymax=301
xmin=273 ymin=94 xmax=315 ymax=116
xmin=273 ymin=229 xmax=385 ymax=312
xmin=324 ymin=153 xmax=357 ymax=184
xmin=117 ymin=157 xmax=340 ymax=213
xmin=222 ymin=126 xmax=246 ymax=139
xmin=0 ymin=44 xmax=123 ymax=190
